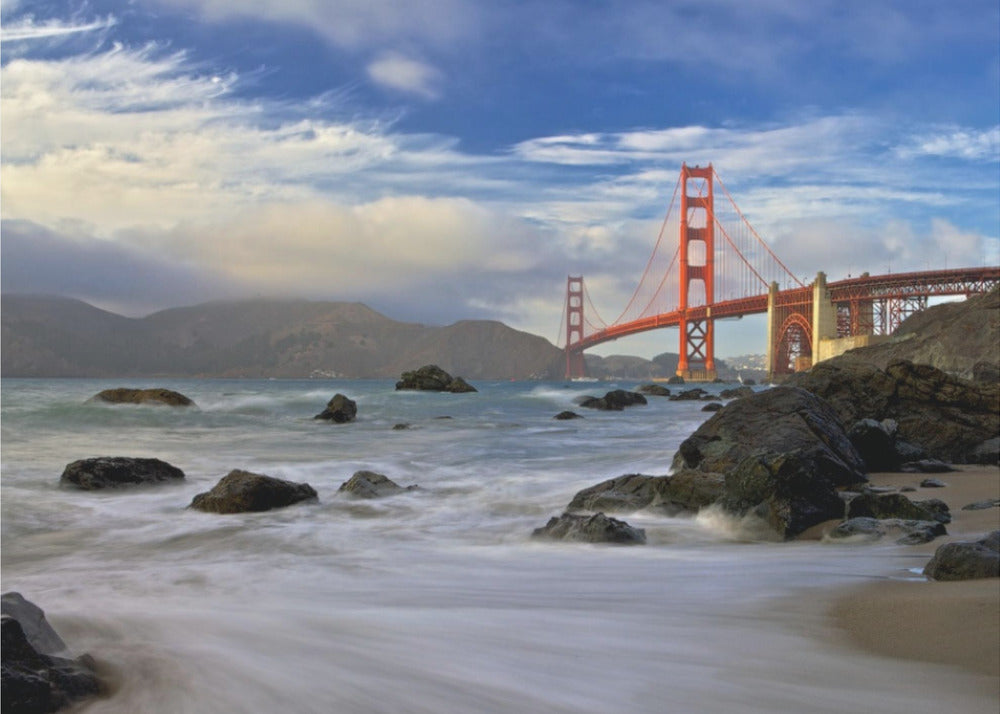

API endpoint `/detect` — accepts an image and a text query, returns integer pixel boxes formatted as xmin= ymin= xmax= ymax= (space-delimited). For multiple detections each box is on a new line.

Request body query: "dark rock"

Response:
xmin=918 ymin=477 xmax=948 ymax=487
xmin=553 ymin=411 xmax=583 ymax=420
xmin=392 ymin=423 xmax=411 ymax=430
xmin=667 ymin=375 xmax=685 ymax=384
xmin=313 ymin=393 xmax=357 ymax=423
xmin=60 ymin=456 xmax=185 ymax=490
xmin=962 ymin=499 xmax=1000 ymax=511
xmin=969 ymin=437 xmax=1000 ymax=465
xmin=894 ymin=439 xmax=928 ymax=463
xmin=189 ymin=469 xmax=317 ymax=513
xmin=827 ymin=517 xmax=946 ymax=545
xmin=566 ymin=472 xmax=723 ymax=515
xmin=338 ymin=470 xmax=416 ymax=499
xmin=847 ymin=419 xmax=898 ymax=472
xmin=669 ymin=388 xmax=709 ymax=401
xmin=701 ymin=402 xmax=723 ymax=412
xmin=637 ymin=384 xmax=671 ymax=397
xmin=912 ymin=498 xmax=952 ymax=524
xmin=846 ymin=491 xmax=940 ymax=522
xmin=972 ymin=361 xmax=1000 ymax=383
xmin=576 ymin=390 xmax=647 ymax=411
xmin=923 ymin=531 xmax=1000 ymax=581
xmin=900 ymin=460 xmax=954 ymax=474
xmin=1 ymin=593 xmax=101 ymax=714
xmin=395 ymin=365 xmax=477 ymax=393
xmin=531 ymin=512 xmax=646 ymax=544
xmin=672 ymin=386 xmax=866 ymax=539
xmin=87 ymin=387 xmax=194 ymax=407
xmin=719 ymin=386 xmax=754 ymax=400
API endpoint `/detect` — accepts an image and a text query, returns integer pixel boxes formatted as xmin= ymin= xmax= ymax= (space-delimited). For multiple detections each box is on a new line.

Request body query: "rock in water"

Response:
xmin=314 ymin=393 xmax=357 ymax=423
xmin=87 ymin=387 xmax=194 ymax=407
xmin=923 ymin=531 xmax=1000 ymax=581
xmin=672 ymin=386 xmax=867 ymax=539
xmin=338 ymin=471 xmax=417 ymax=499
xmin=637 ymin=384 xmax=671 ymax=397
xmin=395 ymin=365 xmax=477 ymax=393
xmin=566 ymin=472 xmax=723 ymax=515
xmin=1 ymin=593 xmax=101 ymax=713
xmin=531 ymin=512 xmax=646 ymax=544
xmin=60 ymin=456 xmax=185 ymax=490
xmin=189 ymin=470 xmax=318 ymax=513
xmin=576 ymin=389 xmax=647 ymax=411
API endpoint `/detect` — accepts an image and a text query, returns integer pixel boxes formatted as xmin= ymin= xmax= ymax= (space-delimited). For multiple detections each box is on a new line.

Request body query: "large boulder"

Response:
xmin=1 ymin=593 xmax=101 ymax=714
xmin=313 ymin=393 xmax=357 ymax=423
xmin=923 ymin=531 xmax=1000 ymax=581
xmin=671 ymin=386 xmax=867 ymax=539
xmin=785 ymin=359 xmax=1000 ymax=464
xmin=395 ymin=365 xmax=477 ymax=393
xmin=87 ymin=387 xmax=194 ymax=407
xmin=531 ymin=512 xmax=646 ymax=544
xmin=189 ymin=470 xmax=318 ymax=514
xmin=576 ymin=390 xmax=647 ymax=411
xmin=60 ymin=456 xmax=185 ymax=490
xmin=338 ymin=470 xmax=417 ymax=499
xmin=567 ymin=472 xmax=723 ymax=515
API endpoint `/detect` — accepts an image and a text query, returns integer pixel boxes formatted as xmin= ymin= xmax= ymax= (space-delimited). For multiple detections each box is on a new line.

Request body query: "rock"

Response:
xmin=900 ymin=460 xmax=954 ymax=473
xmin=553 ymin=411 xmax=583 ymax=420
xmin=395 ymin=365 xmax=477 ymax=393
xmin=719 ymin=386 xmax=754 ymax=400
xmin=313 ymin=393 xmax=357 ymax=423
xmin=60 ymin=456 xmax=185 ymax=490
xmin=827 ymin=517 xmax=947 ymax=545
xmin=962 ymin=499 xmax=1000 ymax=511
xmin=1 ymin=593 xmax=101 ymax=714
xmin=392 ymin=423 xmax=411 ymax=430
xmin=87 ymin=387 xmax=194 ymax=407
xmin=637 ymin=384 xmax=671 ymax=397
xmin=786 ymin=359 xmax=1000 ymax=464
xmin=918 ymin=477 xmax=948 ymax=487
xmin=847 ymin=419 xmax=898 ymax=472
xmin=672 ymin=386 xmax=867 ymax=539
xmin=667 ymin=375 xmax=685 ymax=384
xmin=923 ymin=531 xmax=1000 ymax=581
xmin=338 ymin=470 xmax=416 ymax=499
xmin=566 ymin=472 xmax=723 ymax=515
xmin=846 ymin=491 xmax=942 ymax=522
xmin=576 ymin=390 xmax=647 ymax=411
xmin=912 ymin=498 xmax=951 ymax=524
xmin=969 ymin=437 xmax=1000 ymax=465
xmin=894 ymin=439 xmax=928 ymax=463
xmin=701 ymin=402 xmax=723 ymax=412
xmin=189 ymin=469 xmax=318 ymax=514
xmin=669 ymin=388 xmax=709 ymax=401
xmin=531 ymin=512 xmax=646 ymax=544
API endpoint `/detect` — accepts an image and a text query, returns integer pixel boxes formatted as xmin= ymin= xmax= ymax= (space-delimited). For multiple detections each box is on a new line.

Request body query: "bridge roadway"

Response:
xmin=570 ymin=266 xmax=1000 ymax=354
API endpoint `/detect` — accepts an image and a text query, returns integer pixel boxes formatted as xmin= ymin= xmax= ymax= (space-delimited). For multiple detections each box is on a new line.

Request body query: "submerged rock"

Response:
xmin=395 ymin=365 xmax=477 ymax=393
xmin=553 ymin=411 xmax=583 ymax=420
xmin=1 ymin=592 xmax=102 ymax=714
xmin=637 ymin=384 xmax=671 ymax=397
xmin=87 ymin=387 xmax=194 ymax=407
xmin=923 ymin=531 xmax=1000 ymax=581
xmin=313 ymin=393 xmax=357 ymax=423
xmin=338 ymin=470 xmax=417 ymax=499
xmin=60 ymin=456 xmax=185 ymax=490
xmin=576 ymin=389 xmax=647 ymax=411
xmin=189 ymin=469 xmax=317 ymax=514
xmin=531 ymin=512 xmax=646 ymax=544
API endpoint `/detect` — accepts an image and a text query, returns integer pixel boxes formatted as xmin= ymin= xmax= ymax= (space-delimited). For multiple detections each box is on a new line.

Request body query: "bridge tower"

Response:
xmin=676 ymin=163 xmax=716 ymax=380
xmin=565 ymin=276 xmax=586 ymax=378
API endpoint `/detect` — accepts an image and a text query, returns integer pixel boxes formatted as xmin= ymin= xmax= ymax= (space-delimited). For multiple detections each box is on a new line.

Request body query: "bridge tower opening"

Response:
xmin=565 ymin=276 xmax=586 ymax=378
xmin=676 ymin=163 xmax=716 ymax=381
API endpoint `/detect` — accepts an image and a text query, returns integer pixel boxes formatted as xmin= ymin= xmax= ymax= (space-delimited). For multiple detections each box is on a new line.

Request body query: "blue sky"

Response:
xmin=2 ymin=0 xmax=998 ymax=359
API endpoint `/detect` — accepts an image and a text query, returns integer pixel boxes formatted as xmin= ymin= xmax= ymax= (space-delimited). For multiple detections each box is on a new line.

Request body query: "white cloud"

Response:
xmin=366 ymin=52 xmax=442 ymax=99
xmin=0 ymin=15 xmax=117 ymax=42
xmin=896 ymin=125 xmax=1000 ymax=161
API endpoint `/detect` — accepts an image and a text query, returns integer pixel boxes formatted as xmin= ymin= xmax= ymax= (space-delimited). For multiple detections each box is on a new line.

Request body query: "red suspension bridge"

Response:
xmin=560 ymin=163 xmax=1000 ymax=380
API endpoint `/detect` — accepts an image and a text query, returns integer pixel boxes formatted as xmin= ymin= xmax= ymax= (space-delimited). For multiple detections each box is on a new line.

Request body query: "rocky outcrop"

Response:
xmin=844 ymin=490 xmax=948 ymax=523
xmin=566 ymin=472 xmax=723 ymax=515
xmin=87 ymin=387 xmax=194 ymax=407
xmin=531 ymin=513 xmax=646 ymax=544
xmin=338 ymin=471 xmax=417 ymax=499
xmin=576 ymin=390 xmax=647 ymax=411
xmin=395 ymin=365 xmax=477 ymax=393
xmin=313 ymin=393 xmax=357 ymax=423
xmin=669 ymin=388 xmax=710 ymax=401
xmin=785 ymin=359 xmax=999 ymax=464
xmin=923 ymin=531 xmax=1000 ymax=581
xmin=672 ymin=386 xmax=867 ymax=539
xmin=1 ymin=592 xmax=101 ymax=714
xmin=60 ymin=456 xmax=185 ymax=490
xmin=719 ymin=386 xmax=754 ymax=400
xmin=637 ymin=384 xmax=671 ymax=397
xmin=189 ymin=470 xmax=317 ymax=514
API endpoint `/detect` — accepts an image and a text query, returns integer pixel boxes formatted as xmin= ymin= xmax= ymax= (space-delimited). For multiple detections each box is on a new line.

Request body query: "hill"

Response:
xmin=1 ymin=295 xmax=565 ymax=379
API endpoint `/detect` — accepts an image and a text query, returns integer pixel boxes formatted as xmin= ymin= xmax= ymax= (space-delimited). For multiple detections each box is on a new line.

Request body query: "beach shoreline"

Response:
xmin=827 ymin=465 xmax=1000 ymax=682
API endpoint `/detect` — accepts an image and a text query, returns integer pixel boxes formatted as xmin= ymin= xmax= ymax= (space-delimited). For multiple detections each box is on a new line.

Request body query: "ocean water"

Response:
xmin=1 ymin=378 xmax=994 ymax=713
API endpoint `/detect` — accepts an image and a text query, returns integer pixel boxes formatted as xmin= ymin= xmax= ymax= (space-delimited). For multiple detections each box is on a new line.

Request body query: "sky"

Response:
xmin=1 ymin=0 xmax=998 ymax=359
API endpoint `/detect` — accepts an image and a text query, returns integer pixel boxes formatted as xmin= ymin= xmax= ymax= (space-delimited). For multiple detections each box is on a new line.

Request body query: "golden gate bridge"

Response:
xmin=559 ymin=164 xmax=1000 ymax=380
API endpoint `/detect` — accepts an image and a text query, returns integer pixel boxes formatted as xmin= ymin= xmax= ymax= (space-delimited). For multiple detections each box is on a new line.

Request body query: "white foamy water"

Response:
xmin=1 ymin=378 xmax=994 ymax=713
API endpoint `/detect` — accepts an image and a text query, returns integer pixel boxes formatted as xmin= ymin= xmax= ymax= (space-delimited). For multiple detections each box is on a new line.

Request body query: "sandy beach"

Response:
xmin=828 ymin=465 xmax=1000 ymax=681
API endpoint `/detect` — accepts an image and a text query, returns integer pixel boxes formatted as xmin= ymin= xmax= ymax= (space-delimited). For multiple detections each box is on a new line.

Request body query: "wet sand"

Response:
xmin=828 ymin=465 xmax=1000 ymax=679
